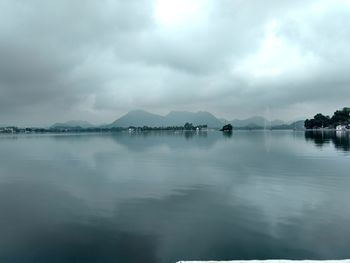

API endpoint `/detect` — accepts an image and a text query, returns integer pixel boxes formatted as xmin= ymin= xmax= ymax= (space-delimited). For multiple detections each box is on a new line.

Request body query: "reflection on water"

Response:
xmin=0 ymin=131 xmax=350 ymax=262
xmin=305 ymin=130 xmax=350 ymax=152
xmin=222 ymin=131 xmax=233 ymax=138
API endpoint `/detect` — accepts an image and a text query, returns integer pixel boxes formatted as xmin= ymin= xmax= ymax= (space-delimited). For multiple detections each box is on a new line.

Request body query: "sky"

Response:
xmin=0 ymin=0 xmax=350 ymax=126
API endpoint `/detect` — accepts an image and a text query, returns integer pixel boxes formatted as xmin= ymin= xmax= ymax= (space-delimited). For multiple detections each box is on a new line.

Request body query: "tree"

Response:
xmin=313 ymin=113 xmax=330 ymax=128
xmin=184 ymin=122 xmax=194 ymax=130
xmin=331 ymin=107 xmax=350 ymax=125
xmin=304 ymin=114 xmax=329 ymax=129
xmin=304 ymin=107 xmax=350 ymax=129
xmin=221 ymin=124 xmax=233 ymax=132
xmin=304 ymin=119 xmax=314 ymax=129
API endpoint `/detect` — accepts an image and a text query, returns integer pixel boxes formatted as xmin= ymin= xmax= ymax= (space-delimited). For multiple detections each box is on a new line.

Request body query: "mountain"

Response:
xmin=289 ymin=120 xmax=305 ymax=130
xmin=165 ymin=111 xmax=223 ymax=127
xmin=48 ymin=113 xmax=301 ymax=130
xmin=219 ymin=118 xmax=229 ymax=123
xmin=109 ymin=110 xmax=167 ymax=127
xmin=109 ymin=110 xmax=224 ymax=128
xmin=231 ymin=116 xmax=285 ymax=128
xmin=271 ymin=119 xmax=285 ymax=126
xmin=51 ymin=120 xmax=94 ymax=128
xmin=231 ymin=116 xmax=267 ymax=127
xmin=108 ymin=110 xmax=297 ymax=129
xmin=270 ymin=120 xmax=305 ymax=130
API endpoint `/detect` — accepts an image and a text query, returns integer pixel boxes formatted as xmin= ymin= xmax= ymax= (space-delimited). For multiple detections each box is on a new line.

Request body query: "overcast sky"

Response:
xmin=1 ymin=0 xmax=350 ymax=126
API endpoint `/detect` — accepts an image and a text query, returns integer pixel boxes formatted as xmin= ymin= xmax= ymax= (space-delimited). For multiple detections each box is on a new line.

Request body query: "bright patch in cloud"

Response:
xmin=154 ymin=0 xmax=206 ymax=27
xmin=233 ymin=20 xmax=319 ymax=80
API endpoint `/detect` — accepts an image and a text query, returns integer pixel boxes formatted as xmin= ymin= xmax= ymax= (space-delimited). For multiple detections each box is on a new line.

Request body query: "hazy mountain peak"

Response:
xmin=126 ymin=109 xmax=154 ymax=115
xmin=231 ymin=116 xmax=267 ymax=127
xmin=110 ymin=110 xmax=165 ymax=127
xmin=111 ymin=110 xmax=223 ymax=128
xmin=51 ymin=120 xmax=94 ymax=128
xmin=107 ymin=110 xmax=294 ymax=129
xmin=166 ymin=110 xmax=194 ymax=116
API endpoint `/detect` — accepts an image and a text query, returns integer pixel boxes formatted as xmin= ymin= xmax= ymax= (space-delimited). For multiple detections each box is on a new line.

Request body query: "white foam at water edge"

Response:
xmin=177 ymin=261 xmax=350 ymax=263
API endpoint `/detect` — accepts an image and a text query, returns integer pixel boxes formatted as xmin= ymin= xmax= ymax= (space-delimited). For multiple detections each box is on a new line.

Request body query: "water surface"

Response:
xmin=0 ymin=131 xmax=349 ymax=262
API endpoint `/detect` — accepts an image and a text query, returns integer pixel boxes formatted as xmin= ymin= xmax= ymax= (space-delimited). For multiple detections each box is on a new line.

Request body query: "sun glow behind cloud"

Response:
xmin=154 ymin=0 xmax=207 ymax=28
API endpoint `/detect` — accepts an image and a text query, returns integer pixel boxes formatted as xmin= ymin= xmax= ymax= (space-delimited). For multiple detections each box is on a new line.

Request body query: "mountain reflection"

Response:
xmin=1 ymin=131 xmax=350 ymax=262
xmin=304 ymin=131 xmax=350 ymax=152
xmin=110 ymin=130 xmax=221 ymax=151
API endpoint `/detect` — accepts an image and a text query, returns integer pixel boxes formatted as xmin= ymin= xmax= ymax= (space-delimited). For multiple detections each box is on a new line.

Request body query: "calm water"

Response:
xmin=0 ymin=130 xmax=349 ymax=263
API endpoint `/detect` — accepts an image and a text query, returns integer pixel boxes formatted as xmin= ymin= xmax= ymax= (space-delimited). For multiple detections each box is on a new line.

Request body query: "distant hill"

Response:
xmin=271 ymin=119 xmax=285 ymax=126
xmin=219 ymin=118 xmax=229 ymax=123
xmin=0 ymin=112 xmax=304 ymax=131
xmin=165 ymin=111 xmax=223 ymax=128
xmin=109 ymin=110 xmax=224 ymax=128
xmin=270 ymin=120 xmax=305 ymax=130
xmin=231 ymin=116 xmax=266 ymax=127
xmin=109 ymin=110 xmax=167 ymax=128
xmin=108 ymin=110 xmax=301 ymax=129
xmin=231 ymin=116 xmax=285 ymax=128
xmin=290 ymin=120 xmax=305 ymax=130
xmin=51 ymin=120 xmax=94 ymax=129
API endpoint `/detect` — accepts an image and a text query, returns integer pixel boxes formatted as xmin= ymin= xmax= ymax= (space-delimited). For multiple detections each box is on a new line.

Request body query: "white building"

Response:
xmin=336 ymin=125 xmax=348 ymax=131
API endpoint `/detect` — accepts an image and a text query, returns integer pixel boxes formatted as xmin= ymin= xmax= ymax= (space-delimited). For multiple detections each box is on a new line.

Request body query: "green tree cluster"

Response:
xmin=305 ymin=107 xmax=350 ymax=129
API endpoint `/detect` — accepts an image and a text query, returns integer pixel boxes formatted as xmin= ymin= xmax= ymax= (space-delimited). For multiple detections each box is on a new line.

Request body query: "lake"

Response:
xmin=0 ymin=130 xmax=349 ymax=263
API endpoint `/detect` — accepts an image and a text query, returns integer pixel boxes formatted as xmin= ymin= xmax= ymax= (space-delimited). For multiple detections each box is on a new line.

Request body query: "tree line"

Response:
xmin=129 ymin=123 xmax=208 ymax=131
xmin=304 ymin=107 xmax=350 ymax=129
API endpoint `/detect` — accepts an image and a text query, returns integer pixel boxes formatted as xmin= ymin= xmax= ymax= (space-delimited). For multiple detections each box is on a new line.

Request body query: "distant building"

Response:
xmin=128 ymin=127 xmax=136 ymax=133
xmin=336 ymin=125 xmax=349 ymax=131
xmin=0 ymin=127 xmax=17 ymax=133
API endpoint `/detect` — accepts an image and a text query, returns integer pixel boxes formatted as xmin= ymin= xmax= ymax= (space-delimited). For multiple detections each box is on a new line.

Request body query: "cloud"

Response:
xmin=0 ymin=0 xmax=349 ymax=125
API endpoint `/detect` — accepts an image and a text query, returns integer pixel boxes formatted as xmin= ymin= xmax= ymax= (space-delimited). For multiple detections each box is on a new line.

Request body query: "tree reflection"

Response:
xmin=305 ymin=131 xmax=350 ymax=151
xmin=222 ymin=131 xmax=233 ymax=138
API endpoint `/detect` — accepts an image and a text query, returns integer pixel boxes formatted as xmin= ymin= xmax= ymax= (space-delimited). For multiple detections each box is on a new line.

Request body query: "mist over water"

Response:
xmin=0 ymin=131 xmax=349 ymax=262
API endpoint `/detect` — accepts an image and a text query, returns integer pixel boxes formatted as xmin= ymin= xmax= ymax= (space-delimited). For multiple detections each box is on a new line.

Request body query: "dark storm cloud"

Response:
xmin=0 ymin=0 xmax=154 ymax=125
xmin=0 ymin=0 xmax=349 ymax=125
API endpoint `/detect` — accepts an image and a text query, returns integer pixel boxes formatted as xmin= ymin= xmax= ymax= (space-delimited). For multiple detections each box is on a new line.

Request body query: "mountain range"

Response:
xmin=230 ymin=116 xmax=285 ymax=128
xmin=52 ymin=110 xmax=304 ymax=129
xmin=51 ymin=110 xmax=304 ymax=129
xmin=50 ymin=110 xmax=304 ymax=130
xmin=51 ymin=120 xmax=95 ymax=129
xmin=109 ymin=110 xmax=305 ymax=129
xmin=108 ymin=110 xmax=223 ymax=128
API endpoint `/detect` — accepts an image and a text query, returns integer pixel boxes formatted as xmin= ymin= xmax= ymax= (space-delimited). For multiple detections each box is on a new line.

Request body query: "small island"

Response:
xmin=220 ymin=124 xmax=233 ymax=132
